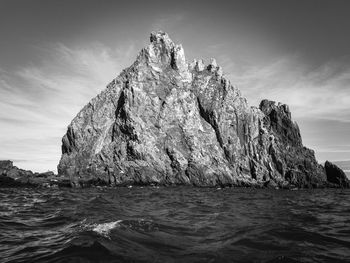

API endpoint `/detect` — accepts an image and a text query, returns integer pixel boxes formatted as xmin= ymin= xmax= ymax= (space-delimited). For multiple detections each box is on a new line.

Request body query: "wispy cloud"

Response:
xmin=0 ymin=42 xmax=135 ymax=172
xmin=221 ymin=54 xmax=350 ymax=122
xmin=150 ymin=13 xmax=186 ymax=32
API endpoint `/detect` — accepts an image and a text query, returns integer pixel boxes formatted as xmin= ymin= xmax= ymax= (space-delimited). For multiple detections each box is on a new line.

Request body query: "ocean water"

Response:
xmin=0 ymin=187 xmax=349 ymax=263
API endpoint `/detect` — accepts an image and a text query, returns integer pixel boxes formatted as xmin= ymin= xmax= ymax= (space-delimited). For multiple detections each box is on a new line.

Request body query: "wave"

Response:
xmin=1 ymin=187 xmax=350 ymax=263
xmin=91 ymin=220 xmax=122 ymax=237
xmin=80 ymin=218 xmax=159 ymax=238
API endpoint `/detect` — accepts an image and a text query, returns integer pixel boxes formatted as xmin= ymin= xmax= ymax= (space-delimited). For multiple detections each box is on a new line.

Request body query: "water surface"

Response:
xmin=0 ymin=187 xmax=349 ymax=262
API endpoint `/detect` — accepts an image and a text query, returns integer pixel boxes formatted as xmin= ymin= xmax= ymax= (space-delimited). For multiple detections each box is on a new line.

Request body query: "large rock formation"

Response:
xmin=57 ymin=31 xmax=333 ymax=188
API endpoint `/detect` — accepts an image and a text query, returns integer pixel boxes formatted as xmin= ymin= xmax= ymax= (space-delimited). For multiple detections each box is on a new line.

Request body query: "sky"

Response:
xmin=0 ymin=0 xmax=350 ymax=172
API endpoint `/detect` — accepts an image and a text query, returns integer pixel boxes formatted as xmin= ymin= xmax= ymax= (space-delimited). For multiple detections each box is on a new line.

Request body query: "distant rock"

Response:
xmin=0 ymin=160 xmax=13 ymax=170
xmin=325 ymin=161 xmax=350 ymax=188
xmin=0 ymin=160 xmax=70 ymax=188
xmin=57 ymin=31 xmax=344 ymax=188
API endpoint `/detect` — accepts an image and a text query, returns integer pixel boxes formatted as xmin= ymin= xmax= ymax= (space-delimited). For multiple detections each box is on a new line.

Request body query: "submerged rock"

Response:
xmin=57 ymin=31 xmax=344 ymax=188
xmin=325 ymin=161 xmax=350 ymax=188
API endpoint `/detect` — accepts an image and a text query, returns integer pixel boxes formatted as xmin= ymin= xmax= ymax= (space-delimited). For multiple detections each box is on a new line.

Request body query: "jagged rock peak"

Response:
xmin=259 ymin=99 xmax=301 ymax=147
xmin=260 ymin=100 xmax=291 ymax=118
xmin=150 ymin=31 xmax=175 ymax=48
xmin=57 ymin=31 xmax=345 ymax=188
xmin=144 ymin=31 xmax=224 ymax=81
xmin=140 ymin=31 xmax=190 ymax=81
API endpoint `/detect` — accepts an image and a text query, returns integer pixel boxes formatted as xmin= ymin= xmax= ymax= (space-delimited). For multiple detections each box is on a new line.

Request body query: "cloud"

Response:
xmin=221 ymin=54 xmax=350 ymax=122
xmin=0 ymin=42 xmax=135 ymax=172
xmin=150 ymin=13 xmax=186 ymax=32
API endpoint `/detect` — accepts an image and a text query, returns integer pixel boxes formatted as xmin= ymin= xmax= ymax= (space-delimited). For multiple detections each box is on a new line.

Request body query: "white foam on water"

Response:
xmin=92 ymin=220 xmax=122 ymax=237
xmin=32 ymin=197 xmax=46 ymax=203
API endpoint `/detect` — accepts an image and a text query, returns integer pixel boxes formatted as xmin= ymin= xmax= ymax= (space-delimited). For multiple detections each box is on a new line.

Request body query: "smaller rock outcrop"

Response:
xmin=0 ymin=160 xmax=70 ymax=188
xmin=0 ymin=160 xmax=33 ymax=186
xmin=325 ymin=161 xmax=350 ymax=188
xmin=258 ymin=100 xmax=326 ymax=188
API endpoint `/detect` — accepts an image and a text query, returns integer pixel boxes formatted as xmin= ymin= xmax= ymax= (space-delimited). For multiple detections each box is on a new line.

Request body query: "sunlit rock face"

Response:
xmin=57 ymin=31 xmax=328 ymax=188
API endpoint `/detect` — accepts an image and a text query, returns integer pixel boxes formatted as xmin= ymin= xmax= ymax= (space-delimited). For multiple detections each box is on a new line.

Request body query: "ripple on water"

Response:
xmin=0 ymin=187 xmax=349 ymax=262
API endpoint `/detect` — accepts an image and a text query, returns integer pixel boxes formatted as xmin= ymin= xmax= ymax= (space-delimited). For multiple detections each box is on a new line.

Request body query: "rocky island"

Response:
xmin=0 ymin=32 xmax=348 ymax=188
xmin=53 ymin=31 xmax=348 ymax=188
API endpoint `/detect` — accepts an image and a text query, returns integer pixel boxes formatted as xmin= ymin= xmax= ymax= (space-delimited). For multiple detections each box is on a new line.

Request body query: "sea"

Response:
xmin=0 ymin=187 xmax=349 ymax=263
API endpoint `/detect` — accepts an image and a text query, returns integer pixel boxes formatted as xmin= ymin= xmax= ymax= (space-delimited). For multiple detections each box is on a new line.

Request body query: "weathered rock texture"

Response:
xmin=57 ymin=31 xmax=339 ymax=188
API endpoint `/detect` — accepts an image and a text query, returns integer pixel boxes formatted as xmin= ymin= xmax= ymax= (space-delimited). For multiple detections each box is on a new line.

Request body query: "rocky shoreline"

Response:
xmin=0 ymin=160 xmax=71 ymax=188
xmin=0 ymin=159 xmax=348 ymax=189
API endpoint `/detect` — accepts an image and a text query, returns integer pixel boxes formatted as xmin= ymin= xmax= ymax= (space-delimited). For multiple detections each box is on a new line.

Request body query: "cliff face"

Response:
xmin=57 ymin=31 xmax=328 ymax=187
